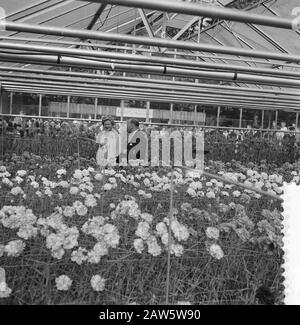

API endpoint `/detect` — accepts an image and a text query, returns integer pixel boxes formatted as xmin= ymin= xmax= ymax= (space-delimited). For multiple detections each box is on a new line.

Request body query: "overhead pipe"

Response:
xmin=78 ymin=0 xmax=296 ymax=30
xmin=0 ymin=66 xmax=299 ymax=98
xmin=1 ymin=75 xmax=299 ymax=106
xmin=2 ymin=21 xmax=300 ymax=63
xmin=1 ymin=72 xmax=299 ymax=104
xmin=3 ymin=82 xmax=299 ymax=110
xmin=1 ymin=41 xmax=300 ymax=79
xmin=2 ymin=35 xmax=300 ymax=69
xmin=5 ymin=85 xmax=296 ymax=111
xmin=1 ymin=52 xmax=300 ymax=88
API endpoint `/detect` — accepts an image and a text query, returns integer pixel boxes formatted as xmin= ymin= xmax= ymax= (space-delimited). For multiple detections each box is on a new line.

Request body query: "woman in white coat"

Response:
xmin=96 ymin=116 xmax=119 ymax=169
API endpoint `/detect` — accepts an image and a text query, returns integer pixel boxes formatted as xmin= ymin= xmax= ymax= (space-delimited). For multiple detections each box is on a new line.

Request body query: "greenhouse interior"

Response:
xmin=0 ymin=0 xmax=300 ymax=306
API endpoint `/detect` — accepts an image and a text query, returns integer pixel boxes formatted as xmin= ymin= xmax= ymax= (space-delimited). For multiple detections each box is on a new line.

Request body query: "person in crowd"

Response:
xmin=126 ymin=119 xmax=148 ymax=165
xmin=95 ymin=116 xmax=119 ymax=169
xmin=276 ymin=121 xmax=287 ymax=145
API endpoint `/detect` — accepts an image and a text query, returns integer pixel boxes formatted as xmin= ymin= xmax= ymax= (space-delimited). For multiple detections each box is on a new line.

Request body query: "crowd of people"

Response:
xmin=1 ymin=114 xmax=299 ymax=145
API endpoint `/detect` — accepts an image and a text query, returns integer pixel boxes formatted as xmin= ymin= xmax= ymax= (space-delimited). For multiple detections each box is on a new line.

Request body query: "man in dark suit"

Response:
xmin=127 ymin=119 xmax=148 ymax=165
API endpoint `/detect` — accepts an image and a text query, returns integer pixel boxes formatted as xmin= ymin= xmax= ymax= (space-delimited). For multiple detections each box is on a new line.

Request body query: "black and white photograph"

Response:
xmin=0 ymin=0 xmax=300 ymax=308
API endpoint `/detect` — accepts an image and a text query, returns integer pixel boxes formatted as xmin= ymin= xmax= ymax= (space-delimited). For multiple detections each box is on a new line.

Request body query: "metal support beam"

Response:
xmin=146 ymin=101 xmax=150 ymax=122
xmin=194 ymin=105 xmax=197 ymax=125
xmin=275 ymin=110 xmax=278 ymax=126
xmin=4 ymin=84 xmax=298 ymax=112
xmin=120 ymin=99 xmax=125 ymax=121
xmin=239 ymin=108 xmax=243 ymax=129
xmin=67 ymin=95 xmax=70 ymax=118
xmin=2 ymin=21 xmax=300 ymax=63
xmin=0 ymin=87 xmax=2 ymax=114
xmin=296 ymin=112 xmax=299 ymax=129
xmin=137 ymin=8 xmax=160 ymax=52
xmin=3 ymin=41 xmax=300 ymax=79
xmin=38 ymin=94 xmax=42 ymax=116
xmin=261 ymin=110 xmax=265 ymax=129
xmin=2 ymin=80 xmax=299 ymax=110
xmin=79 ymin=0 xmax=295 ymax=30
xmin=1 ymin=66 xmax=300 ymax=98
xmin=217 ymin=106 xmax=221 ymax=127
xmin=94 ymin=97 xmax=98 ymax=120
xmin=9 ymin=92 xmax=13 ymax=115
xmin=1 ymin=52 xmax=300 ymax=88
xmin=76 ymin=3 xmax=107 ymax=49
xmin=169 ymin=103 xmax=173 ymax=124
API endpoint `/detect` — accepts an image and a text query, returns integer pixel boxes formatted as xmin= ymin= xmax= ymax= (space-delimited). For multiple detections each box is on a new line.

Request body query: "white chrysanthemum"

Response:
xmin=138 ymin=189 xmax=146 ymax=196
xmin=208 ymin=244 xmax=224 ymax=260
xmin=30 ymin=181 xmax=39 ymax=189
xmin=170 ymin=243 xmax=184 ymax=257
xmin=206 ymin=191 xmax=215 ymax=199
xmin=52 ymin=248 xmax=65 ymax=259
xmin=156 ymin=222 xmax=168 ymax=236
xmin=95 ymin=173 xmax=104 ymax=181
xmin=73 ymin=170 xmax=83 ymax=179
xmin=36 ymin=191 xmax=42 ymax=197
xmin=70 ymin=186 xmax=79 ymax=195
xmin=44 ymin=188 xmax=53 ymax=197
xmin=14 ymin=176 xmax=24 ymax=184
xmin=171 ymin=220 xmax=189 ymax=242
xmin=205 ymin=227 xmax=220 ymax=240
xmin=84 ymin=195 xmax=97 ymax=208
xmin=0 ymin=282 xmax=12 ymax=298
xmin=5 ymin=240 xmax=25 ymax=257
xmin=146 ymin=236 xmax=162 ymax=256
xmin=17 ymin=224 xmax=38 ymax=240
xmin=232 ymin=190 xmax=241 ymax=198
xmin=187 ymin=188 xmax=197 ymax=197
xmin=63 ymin=206 xmax=75 ymax=218
xmin=140 ymin=213 xmax=153 ymax=223
xmin=143 ymin=178 xmax=151 ymax=187
xmin=91 ymin=275 xmax=106 ymax=292
xmin=16 ymin=170 xmax=27 ymax=177
xmin=56 ymin=169 xmax=67 ymax=176
xmin=71 ymin=247 xmax=88 ymax=265
xmin=221 ymin=191 xmax=229 ymax=196
xmin=76 ymin=204 xmax=88 ymax=216
xmin=103 ymin=183 xmax=112 ymax=191
xmin=135 ymin=221 xmax=151 ymax=240
xmin=10 ymin=187 xmax=23 ymax=196
xmin=133 ymin=238 xmax=145 ymax=254
xmin=2 ymin=178 xmax=13 ymax=187
xmin=58 ymin=181 xmax=69 ymax=188
xmin=55 ymin=275 xmax=72 ymax=291
xmin=109 ymin=203 xmax=116 ymax=209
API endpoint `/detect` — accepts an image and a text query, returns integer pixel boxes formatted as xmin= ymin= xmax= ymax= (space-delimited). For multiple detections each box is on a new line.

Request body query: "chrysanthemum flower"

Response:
xmin=91 ymin=275 xmax=106 ymax=292
xmin=55 ymin=275 xmax=72 ymax=291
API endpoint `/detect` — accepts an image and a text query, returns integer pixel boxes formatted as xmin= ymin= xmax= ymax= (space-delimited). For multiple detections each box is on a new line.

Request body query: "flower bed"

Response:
xmin=0 ymin=153 xmax=296 ymax=304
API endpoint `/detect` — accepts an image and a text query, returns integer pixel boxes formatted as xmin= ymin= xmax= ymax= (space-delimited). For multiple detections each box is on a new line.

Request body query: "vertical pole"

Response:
xmin=239 ymin=108 xmax=243 ymax=129
xmin=217 ymin=106 xmax=221 ymax=127
xmin=67 ymin=95 xmax=70 ymax=118
xmin=169 ymin=103 xmax=173 ymax=124
xmin=166 ymin=167 xmax=174 ymax=305
xmin=275 ymin=110 xmax=278 ymax=127
xmin=146 ymin=101 xmax=150 ymax=123
xmin=94 ymin=97 xmax=98 ymax=120
xmin=194 ymin=105 xmax=197 ymax=125
xmin=9 ymin=91 xmax=13 ymax=115
xmin=38 ymin=94 xmax=42 ymax=117
xmin=0 ymin=87 xmax=3 ymax=114
xmin=296 ymin=112 xmax=299 ymax=129
xmin=120 ymin=100 xmax=125 ymax=122
xmin=261 ymin=110 xmax=265 ymax=129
